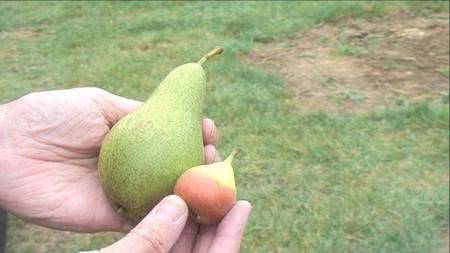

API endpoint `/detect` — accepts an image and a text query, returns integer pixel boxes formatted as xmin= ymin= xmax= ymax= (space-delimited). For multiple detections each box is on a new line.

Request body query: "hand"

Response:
xmin=99 ymin=195 xmax=252 ymax=253
xmin=0 ymin=87 xmax=221 ymax=232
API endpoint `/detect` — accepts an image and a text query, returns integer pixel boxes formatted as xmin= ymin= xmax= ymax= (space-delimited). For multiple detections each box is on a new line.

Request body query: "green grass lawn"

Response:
xmin=1 ymin=1 xmax=449 ymax=252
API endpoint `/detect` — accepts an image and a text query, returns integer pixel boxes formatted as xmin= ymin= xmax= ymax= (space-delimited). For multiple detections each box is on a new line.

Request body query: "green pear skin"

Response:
xmin=99 ymin=47 xmax=223 ymax=221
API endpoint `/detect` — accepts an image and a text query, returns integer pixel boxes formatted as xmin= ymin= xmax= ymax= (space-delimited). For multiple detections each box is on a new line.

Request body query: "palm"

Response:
xmin=0 ymin=88 xmax=219 ymax=233
xmin=0 ymin=88 xmax=134 ymax=232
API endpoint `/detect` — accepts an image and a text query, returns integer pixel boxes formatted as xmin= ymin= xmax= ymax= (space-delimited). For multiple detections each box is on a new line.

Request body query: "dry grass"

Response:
xmin=248 ymin=12 xmax=449 ymax=114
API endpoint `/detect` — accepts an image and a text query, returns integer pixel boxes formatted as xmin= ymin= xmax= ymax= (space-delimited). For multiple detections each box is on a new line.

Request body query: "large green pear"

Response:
xmin=99 ymin=47 xmax=223 ymax=221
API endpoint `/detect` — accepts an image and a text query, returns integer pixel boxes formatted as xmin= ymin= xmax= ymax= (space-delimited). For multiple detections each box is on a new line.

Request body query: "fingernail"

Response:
xmin=239 ymin=200 xmax=253 ymax=213
xmin=205 ymin=118 xmax=215 ymax=127
xmin=155 ymin=195 xmax=187 ymax=223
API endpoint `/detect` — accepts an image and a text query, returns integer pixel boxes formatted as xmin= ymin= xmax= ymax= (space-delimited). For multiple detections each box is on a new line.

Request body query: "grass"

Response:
xmin=334 ymin=42 xmax=364 ymax=58
xmin=441 ymin=67 xmax=450 ymax=78
xmin=1 ymin=1 xmax=449 ymax=252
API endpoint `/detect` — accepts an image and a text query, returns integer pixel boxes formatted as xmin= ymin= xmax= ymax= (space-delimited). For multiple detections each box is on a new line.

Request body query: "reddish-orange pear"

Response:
xmin=174 ymin=148 xmax=240 ymax=224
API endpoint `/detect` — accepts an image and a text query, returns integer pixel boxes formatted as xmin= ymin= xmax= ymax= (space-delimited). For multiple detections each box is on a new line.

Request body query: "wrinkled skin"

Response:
xmin=0 ymin=87 xmax=220 ymax=233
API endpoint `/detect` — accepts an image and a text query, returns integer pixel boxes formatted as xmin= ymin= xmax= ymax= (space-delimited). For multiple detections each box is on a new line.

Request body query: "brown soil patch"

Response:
xmin=435 ymin=229 xmax=449 ymax=253
xmin=0 ymin=25 xmax=52 ymax=41
xmin=0 ymin=28 xmax=35 ymax=40
xmin=248 ymin=12 xmax=449 ymax=114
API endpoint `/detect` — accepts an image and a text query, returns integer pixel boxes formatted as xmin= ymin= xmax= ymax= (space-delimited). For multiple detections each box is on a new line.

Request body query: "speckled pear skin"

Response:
xmin=99 ymin=63 xmax=206 ymax=221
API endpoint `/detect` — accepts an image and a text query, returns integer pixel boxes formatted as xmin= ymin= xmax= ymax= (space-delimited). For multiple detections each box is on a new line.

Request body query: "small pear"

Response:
xmin=174 ymin=148 xmax=240 ymax=224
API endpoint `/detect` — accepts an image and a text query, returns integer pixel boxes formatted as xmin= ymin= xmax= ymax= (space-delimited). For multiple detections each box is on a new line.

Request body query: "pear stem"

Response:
xmin=197 ymin=46 xmax=223 ymax=65
xmin=225 ymin=147 xmax=241 ymax=164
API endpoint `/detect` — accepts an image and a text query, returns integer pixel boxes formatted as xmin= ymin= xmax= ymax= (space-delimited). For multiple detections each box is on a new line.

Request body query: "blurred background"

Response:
xmin=0 ymin=1 xmax=449 ymax=252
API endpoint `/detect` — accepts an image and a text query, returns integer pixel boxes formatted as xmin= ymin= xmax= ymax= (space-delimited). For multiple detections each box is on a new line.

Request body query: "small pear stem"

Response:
xmin=197 ymin=46 xmax=223 ymax=65
xmin=231 ymin=148 xmax=241 ymax=158
xmin=225 ymin=147 xmax=241 ymax=164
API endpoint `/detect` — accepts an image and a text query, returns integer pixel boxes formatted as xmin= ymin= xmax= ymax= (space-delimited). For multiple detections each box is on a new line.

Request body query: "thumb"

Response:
xmin=101 ymin=195 xmax=188 ymax=253
xmin=96 ymin=89 xmax=143 ymax=126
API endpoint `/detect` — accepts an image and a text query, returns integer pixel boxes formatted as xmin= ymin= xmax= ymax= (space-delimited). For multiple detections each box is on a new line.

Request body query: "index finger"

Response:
xmin=208 ymin=201 xmax=253 ymax=253
xmin=202 ymin=118 xmax=219 ymax=145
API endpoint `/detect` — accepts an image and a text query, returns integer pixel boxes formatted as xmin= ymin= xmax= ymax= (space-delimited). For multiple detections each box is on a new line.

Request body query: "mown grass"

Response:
xmin=1 ymin=1 xmax=449 ymax=252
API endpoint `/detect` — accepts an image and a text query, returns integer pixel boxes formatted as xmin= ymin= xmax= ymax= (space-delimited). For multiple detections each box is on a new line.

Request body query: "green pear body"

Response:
xmin=99 ymin=63 xmax=206 ymax=221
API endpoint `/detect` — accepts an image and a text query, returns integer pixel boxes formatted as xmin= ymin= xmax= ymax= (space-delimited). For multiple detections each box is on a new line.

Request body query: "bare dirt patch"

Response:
xmin=436 ymin=229 xmax=449 ymax=253
xmin=248 ymin=12 xmax=449 ymax=114
xmin=0 ymin=28 xmax=35 ymax=40
xmin=0 ymin=25 xmax=53 ymax=41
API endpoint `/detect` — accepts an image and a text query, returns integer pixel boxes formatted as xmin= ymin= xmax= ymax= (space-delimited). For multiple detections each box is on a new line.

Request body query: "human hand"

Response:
xmin=0 ymin=87 xmax=220 ymax=232
xmin=98 ymin=195 xmax=252 ymax=253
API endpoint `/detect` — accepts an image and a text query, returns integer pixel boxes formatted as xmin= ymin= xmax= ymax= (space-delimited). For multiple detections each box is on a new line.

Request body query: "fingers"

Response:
xmin=170 ymin=217 xmax=199 ymax=253
xmin=101 ymin=195 xmax=188 ymax=253
xmin=208 ymin=201 xmax=253 ymax=253
xmin=203 ymin=118 xmax=221 ymax=164
xmin=202 ymin=118 xmax=219 ymax=145
xmin=192 ymin=225 xmax=217 ymax=253
xmin=204 ymin=145 xmax=222 ymax=164
xmin=193 ymin=201 xmax=252 ymax=253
